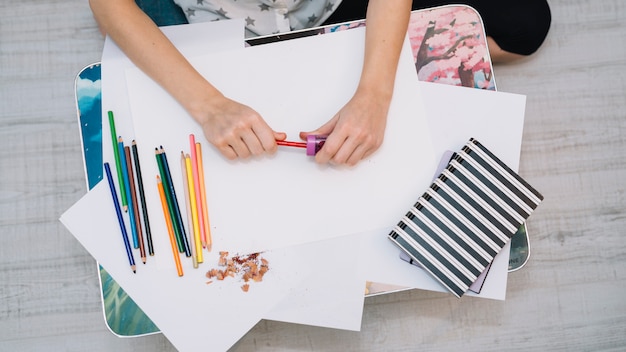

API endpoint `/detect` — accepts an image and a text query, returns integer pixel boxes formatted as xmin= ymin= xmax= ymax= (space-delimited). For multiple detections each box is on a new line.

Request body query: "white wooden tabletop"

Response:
xmin=1 ymin=0 xmax=625 ymax=350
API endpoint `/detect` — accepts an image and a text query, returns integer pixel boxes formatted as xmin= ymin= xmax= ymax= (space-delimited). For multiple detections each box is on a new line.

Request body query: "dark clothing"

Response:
xmin=137 ymin=0 xmax=551 ymax=56
xmin=413 ymin=1 xmax=552 ymax=55
xmin=326 ymin=0 xmax=551 ymax=56
xmin=135 ymin=0 xmax=188 ymax=26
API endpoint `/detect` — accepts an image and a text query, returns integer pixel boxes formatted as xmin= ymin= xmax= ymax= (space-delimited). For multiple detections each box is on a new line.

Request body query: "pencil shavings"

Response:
xmin=205 ymin=251 xmax=269 ymax=292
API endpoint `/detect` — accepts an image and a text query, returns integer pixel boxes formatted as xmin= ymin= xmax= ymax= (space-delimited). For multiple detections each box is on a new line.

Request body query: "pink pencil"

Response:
xmin=189 ymin=134 xmax=206 ymax=248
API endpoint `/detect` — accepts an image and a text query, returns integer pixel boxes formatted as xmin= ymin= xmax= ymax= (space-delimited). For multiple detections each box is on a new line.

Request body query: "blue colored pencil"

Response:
xmin=104 ymin=162 xmax=136 ymax=274
xmin=118 ymin=137 xmax=139 ymax=249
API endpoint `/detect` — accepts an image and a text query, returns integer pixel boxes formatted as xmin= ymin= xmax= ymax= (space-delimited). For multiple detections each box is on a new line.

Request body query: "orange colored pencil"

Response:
xmin=157 ymin=175 xmax=183 ymax=277
xmin=195 ymin=142 xmax=212 ymax=251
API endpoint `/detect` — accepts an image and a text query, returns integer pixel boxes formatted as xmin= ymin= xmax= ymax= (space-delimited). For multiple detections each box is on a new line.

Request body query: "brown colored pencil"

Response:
xmin=125 ymin=146 xmax=146 ymax=264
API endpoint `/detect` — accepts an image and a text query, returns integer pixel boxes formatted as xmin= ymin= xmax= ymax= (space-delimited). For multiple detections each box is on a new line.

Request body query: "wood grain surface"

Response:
xmin=1 ymin=0 xmax=625 ymax=350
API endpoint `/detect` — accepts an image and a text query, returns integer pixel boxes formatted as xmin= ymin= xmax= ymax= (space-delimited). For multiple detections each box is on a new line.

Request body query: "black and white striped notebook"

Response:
xmin=388 ymin=138 xmax=543 ymax=297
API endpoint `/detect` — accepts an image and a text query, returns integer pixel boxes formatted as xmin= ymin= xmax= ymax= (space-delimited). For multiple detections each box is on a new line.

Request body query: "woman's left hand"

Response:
xmin=299 ymin=87 xmax=391 ymax=166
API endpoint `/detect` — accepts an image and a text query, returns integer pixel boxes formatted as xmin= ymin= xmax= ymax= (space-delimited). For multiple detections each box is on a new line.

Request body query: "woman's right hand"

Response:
xmin=191 ymin=94 xmax=286 ymax=160
xmin=90 ymin=0 xmax=285 ymax=161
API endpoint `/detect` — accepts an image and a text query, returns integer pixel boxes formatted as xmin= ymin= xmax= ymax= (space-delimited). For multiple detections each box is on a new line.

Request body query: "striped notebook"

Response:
xmin=388 ymin=138 xmax=543 ymax=297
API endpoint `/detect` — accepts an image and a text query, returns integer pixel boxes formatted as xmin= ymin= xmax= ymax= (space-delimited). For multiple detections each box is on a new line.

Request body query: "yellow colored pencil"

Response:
xmin=185 ymin=153 xmax=203 ymax=264
xmin=157 ymin=175 xmax=183 ymax=277
xmin=196 ymin=142 xmax=212 ymax=251
xmin=180 ymin=152 xmax=198 ymax=269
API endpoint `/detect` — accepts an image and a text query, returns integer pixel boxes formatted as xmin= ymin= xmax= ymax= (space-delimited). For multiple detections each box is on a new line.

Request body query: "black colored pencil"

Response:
xmin=132 ymin=140 xmax=154 ymax=256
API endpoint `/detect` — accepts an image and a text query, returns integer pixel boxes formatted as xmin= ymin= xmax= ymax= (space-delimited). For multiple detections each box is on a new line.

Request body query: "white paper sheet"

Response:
xmin=61 ymin=181 xmax=371 ymax=350
xmin=358 ymin=82 xmax=527 ymax=300
xmin=263 ymin=232 xmax=366 ymax=330
xmin=124 ymin=27 xmax=436 ymax=255
xmin=61 ymin=183 xmax=281 ymax=351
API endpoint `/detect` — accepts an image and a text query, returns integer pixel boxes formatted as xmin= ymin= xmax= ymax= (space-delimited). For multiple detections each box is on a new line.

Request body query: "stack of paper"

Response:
xmin=61 ymin=20 xmax=526 ymax=351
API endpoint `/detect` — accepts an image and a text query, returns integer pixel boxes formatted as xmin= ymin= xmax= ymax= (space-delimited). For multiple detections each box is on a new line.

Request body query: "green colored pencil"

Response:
xmin=155 ymin=148 xmax=184 ymax=253
xmin=108 ymin=111 xmax=128 ymax=211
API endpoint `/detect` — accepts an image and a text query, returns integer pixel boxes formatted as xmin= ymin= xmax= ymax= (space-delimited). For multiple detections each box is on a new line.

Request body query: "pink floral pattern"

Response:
xmin=407 ymin=6 xmax=495 ymax=90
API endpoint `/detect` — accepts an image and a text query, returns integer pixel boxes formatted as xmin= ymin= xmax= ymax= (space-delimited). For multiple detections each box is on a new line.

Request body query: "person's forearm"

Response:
xmin=89 ymin=0 xmax=222 ymax=119
xmin=359 ymin=0 xmax=412 ymax=99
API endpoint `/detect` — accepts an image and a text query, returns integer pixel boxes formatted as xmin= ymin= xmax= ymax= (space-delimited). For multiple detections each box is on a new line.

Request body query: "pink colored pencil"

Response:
xmin=189 ymin=134 xmax=206 ymax=248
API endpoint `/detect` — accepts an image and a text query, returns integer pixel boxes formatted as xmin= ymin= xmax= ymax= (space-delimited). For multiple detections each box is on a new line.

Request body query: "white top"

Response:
xmin=173 ymin=0 xmax=343 ymax=37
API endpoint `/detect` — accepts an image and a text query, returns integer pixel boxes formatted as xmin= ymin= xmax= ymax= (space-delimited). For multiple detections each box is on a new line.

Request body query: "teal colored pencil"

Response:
xmin=119 ymin=137 xmax=138 ymax=249
xmin=155 ymin=148 xmax=184 ymax=253
xmin=159 ymin=146 xmax=192 ymax=258
xmin=108 ymin=111 xmax=128 ymax=211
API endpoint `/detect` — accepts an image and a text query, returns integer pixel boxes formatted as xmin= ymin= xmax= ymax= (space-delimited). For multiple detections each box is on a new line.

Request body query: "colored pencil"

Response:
xmin=180 ymin=152 xmax=198 ymax=269
xmin=158 ymin=146 xmax=191 ymax=257
xmin=132 ymin=140 xmax=154 ymax=256
xmin=189 ymin=134 xmax=206 ymax=248
xmin=195 ymin=141 xmax=212 ymax=251
xmin=161 ymin=146 xmax=192 ymax=257
xmin=107 ymin=111 xmax=128 ymax=212
xmin=276 ymin=140 xmax=307 ymax=148
xmin=119 ymin=137 xmax=138 ymax=248
xmin=104 ymin=162 xmax=136 ymax=274
xmin=184 ymin=152 xmax=203 ymax=264
xmin=155 ymin=148 xmax=183 ymax=252
xmin=125 ymin=146 xmax=146 ymax=264
xmin=157 ymin=175 xmax=183 ymax=277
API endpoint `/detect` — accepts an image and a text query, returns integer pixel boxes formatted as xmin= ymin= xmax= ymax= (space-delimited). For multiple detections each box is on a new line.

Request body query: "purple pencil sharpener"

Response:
xmin=306 ymin=135 xmax=327 ymax=156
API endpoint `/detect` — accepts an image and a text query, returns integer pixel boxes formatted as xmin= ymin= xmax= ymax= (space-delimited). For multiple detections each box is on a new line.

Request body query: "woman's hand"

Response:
xmin=192 ymin=94 xmax=286 ymax=160
xmin=299 ymin=0 xmax=412 ymax=166
xmin=299 ymin=87 xmax=390 ymax=166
